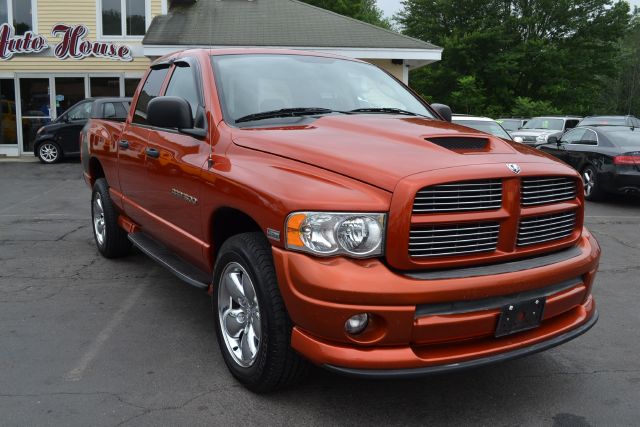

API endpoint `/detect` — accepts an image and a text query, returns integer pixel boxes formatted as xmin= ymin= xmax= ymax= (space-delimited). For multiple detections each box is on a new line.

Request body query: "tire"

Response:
xmin=582 ymin=165 xmax=606 ymax=201
xmin=36 ymin=141 xmax=62 ymax=164
xmin=213 ymin=232 xmax=308 ymax=393
xmin=91 ymin=178 xmax=131 ymax=258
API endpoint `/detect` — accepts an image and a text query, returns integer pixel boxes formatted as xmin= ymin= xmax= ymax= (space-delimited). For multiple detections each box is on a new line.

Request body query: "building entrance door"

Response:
xmin=54 ymin=77 xmax=86 ymax=117
xmin=0 ymin=79 xmax=18 ymax=149
xmin=19 ymin=78 xmax=52 ymax=153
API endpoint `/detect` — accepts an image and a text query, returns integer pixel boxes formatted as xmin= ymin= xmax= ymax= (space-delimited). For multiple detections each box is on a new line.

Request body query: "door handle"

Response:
xmin=145 ymin=147 xmax=160 ymax=159
xmin=118 ymin=140 xmax=129 ymax=149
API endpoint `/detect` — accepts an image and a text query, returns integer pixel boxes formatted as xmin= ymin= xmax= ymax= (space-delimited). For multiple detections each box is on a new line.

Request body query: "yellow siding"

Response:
xmin=0 ymin=0 xmax=166 ymax=73
xmin=37 ymin=0 xmax=98 ymax=35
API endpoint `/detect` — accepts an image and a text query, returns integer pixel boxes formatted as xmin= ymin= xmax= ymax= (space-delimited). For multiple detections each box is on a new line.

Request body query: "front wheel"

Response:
xmin=213 ymin=232 xmax=308 ymax=393
xmin=37 ymin=141 xmax=62 ymax=164
xmin=582 ymin=165 xmax=606 ymax=201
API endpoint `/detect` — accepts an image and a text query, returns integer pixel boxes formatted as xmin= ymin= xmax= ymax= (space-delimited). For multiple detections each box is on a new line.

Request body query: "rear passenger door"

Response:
xmin=143 ymin=59 xmax=210 ymax=267
xmin=118 ymin=66 xmax=170 ymax=226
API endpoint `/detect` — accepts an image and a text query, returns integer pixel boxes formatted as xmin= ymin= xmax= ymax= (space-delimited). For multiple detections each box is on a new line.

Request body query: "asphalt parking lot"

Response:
xmin=1 ymin=160 xmax=639 ymax=426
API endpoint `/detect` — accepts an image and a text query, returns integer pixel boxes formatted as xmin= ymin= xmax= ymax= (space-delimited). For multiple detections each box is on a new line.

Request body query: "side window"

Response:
xmin=578 ymin=129 xmax=598 ymax=145
xmin=133 ymin=67 xmax=170 ymax=125
xmin=115 ymin=102 xmax=129 ymax=118
xmin=103 ymin=102 xmax=117 ymax=119
xmin=164 ymin=64 xmax=203 ymax=128
xmin=68 ymin=102 xmax=92 ymax=120
xmin=562 ymin=128 xmax=586 ymax=144
xmin=565 ymin=120 xmax=579 ymax=130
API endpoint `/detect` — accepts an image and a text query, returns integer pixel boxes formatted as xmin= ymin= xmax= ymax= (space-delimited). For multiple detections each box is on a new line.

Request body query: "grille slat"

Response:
xmin=521 ymin=177 xmax=577 ymax=206
xmin=409 ymin=222 xmax=500 ymax=258
xmin=413 ymin=180 xmax=502 ymax=214
xmin=517 ymin=211 xmax=577 ymax=246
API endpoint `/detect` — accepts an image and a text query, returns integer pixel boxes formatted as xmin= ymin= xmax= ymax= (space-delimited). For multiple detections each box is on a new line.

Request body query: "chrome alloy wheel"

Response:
xmin=217 ymin=262 xmax=261 ymax=368
xmin=583 ymin=169 xmax=595 ymax=197
xmin=92 ymin=192 xmax=106 ymax=246
xmin=39 ymin=143 xmax=59 ymax=163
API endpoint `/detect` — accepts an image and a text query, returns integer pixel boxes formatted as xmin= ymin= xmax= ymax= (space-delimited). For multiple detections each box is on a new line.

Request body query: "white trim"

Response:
xmin=402 ymin=63 xmax=409 ymax=85
xmin=143 ymin=45 xmax=443 ymax=62
xmin=161 ymin=0 xmax=168 ymax=14
xmin=145 ymin=0 xmax=152 ymax=30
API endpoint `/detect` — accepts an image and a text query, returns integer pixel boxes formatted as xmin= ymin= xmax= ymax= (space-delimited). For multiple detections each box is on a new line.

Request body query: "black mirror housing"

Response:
xmin=147 ymin=96 xmax=194 ymax=130
xmin=431 ymin=103 xmax=452 ymax=122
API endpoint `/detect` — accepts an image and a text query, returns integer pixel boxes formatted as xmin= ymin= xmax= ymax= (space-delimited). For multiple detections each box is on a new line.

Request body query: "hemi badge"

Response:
xmin=170 ymin=188 xmax=198 ymax=205
xmin=267 ymin=228 xmax=281 ymax=241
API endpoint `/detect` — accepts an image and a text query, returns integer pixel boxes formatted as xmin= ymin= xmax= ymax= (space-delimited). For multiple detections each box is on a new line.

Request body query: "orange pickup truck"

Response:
xmin=81 ymin=49 xmax=600 ymax=392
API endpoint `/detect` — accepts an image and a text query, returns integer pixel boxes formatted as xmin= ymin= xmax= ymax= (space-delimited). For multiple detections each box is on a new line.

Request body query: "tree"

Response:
xmin=396 ymin=0 xmax=631 ymax=116
xmin=300 ymin=0 xmax=391 ymax=28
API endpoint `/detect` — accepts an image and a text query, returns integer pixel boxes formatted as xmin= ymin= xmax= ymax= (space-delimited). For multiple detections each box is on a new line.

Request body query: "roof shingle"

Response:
xmin=143 ymin=0 xmax=440 ymax=50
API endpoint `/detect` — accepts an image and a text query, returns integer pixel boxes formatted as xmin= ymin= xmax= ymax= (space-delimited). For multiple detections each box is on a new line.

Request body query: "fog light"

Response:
xmin=345 ymin=313 xmax=369 ymax=335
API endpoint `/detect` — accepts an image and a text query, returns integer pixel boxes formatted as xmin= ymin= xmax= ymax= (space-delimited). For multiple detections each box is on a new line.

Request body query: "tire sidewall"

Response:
xmin=37 ymin=141 xmax=61 ymax=164
xmin=213 ymin=241 xmax=271 ymax=384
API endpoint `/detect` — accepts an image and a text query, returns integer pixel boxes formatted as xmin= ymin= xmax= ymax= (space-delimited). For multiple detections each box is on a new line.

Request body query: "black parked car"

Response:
xmin=539 ymin=126 xmax=640 ymax=200
xmin=34 ymin=98 xmax=131 ymax=164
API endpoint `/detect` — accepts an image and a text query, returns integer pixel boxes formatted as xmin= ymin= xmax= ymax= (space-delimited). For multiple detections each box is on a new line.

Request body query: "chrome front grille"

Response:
xmin=521 ymin=177 xmax=577 ymax=206
xmin=413 ymin=180 xmax=502 ymax=213
xmin=517 ymin=211 xmax=576 ymax=247
xmin=521 ymin=136 xmax=537 ymax=143
xmin=409 ymin=222 xmax=500 ymax=257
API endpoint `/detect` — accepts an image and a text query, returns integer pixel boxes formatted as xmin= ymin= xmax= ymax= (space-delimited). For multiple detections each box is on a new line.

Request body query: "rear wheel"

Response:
xmin=213 ymin=232 xmax=308 ymax=393
xmin=37 ymin=141 xmax=62 ymax=164
xmin=91 ymin=178 xmax=131 ymax=258
xmin=582 ymin=165 xmax=606 ymax=201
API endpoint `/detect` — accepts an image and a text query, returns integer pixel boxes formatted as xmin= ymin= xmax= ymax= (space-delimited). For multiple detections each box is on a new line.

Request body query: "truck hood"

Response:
xmin=232 ymin=115 xmax=567 ymax=191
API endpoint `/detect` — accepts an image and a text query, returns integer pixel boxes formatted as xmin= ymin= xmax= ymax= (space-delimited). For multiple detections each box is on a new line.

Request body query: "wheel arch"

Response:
xmin=210 ymin=207 xmax=264 ymax=260
xmin=88 ymin=156 xmax=106 ymax=187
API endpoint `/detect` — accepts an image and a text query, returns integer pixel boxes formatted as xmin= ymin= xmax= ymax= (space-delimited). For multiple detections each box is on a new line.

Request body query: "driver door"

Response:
xmin=541 ymin=128 xmax=585 ymax=165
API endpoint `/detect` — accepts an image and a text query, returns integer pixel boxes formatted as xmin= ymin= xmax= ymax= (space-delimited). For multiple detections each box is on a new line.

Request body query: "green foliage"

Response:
xmin=300 ymin=0 xmax=391 ymax=28
xmin=511 ymin=97 xmax=562 ymax=117
xmin=398 ymin=0 xmax=633 ymax=117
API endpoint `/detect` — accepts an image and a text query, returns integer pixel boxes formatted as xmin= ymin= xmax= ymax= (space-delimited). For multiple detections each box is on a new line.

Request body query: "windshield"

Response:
xmin=579 ymin=117 xmax=627 ymax=126
xmin=522 ymin=118 xmax=564 ymax=131
xmin=455 ymin=120 xmax=511 ymax=140
xmin=498 ymin=119 xmax=522 ymax=132
xmin=211 ymin=54 xmax=434 ymax=125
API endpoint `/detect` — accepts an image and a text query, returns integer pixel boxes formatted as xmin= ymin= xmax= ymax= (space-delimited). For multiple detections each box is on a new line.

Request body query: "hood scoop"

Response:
xmin=426 ymin=136 xmax=490 ymax=152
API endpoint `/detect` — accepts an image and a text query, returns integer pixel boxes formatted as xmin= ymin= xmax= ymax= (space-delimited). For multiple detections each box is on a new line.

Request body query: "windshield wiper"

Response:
xmin=349 ymin=107 xmax=423 ymax=117
xmin=235 ymin=108 xmax=344 ymax=124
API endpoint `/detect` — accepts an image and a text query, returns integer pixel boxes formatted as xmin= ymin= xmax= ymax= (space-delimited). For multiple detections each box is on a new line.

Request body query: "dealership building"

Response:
xmin=0 ymin=0 xmax=441 ymax=157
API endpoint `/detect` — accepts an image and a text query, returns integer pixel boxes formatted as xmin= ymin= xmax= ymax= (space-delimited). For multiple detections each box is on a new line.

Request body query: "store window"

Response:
xmin=101 ymin=0 xmax=147 ymax=36
xmin=2 ymin=0 xmax=35 ymax=35
xmin=124 ymin=78 xmax=140 ymax=97
xmin=90 ymin=77 xmax=120 ymax=97
xmin=0 ymin=79 xmax=18 ymax=146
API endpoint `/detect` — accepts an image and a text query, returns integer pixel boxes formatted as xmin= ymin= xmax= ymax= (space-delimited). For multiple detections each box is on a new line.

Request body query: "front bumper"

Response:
xmin=273 ymin=230 xmax=600 ymax=373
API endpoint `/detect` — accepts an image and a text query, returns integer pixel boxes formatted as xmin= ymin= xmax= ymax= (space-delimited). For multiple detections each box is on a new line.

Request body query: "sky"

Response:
xmin=377 ymin=0 xmax=640 ymax=19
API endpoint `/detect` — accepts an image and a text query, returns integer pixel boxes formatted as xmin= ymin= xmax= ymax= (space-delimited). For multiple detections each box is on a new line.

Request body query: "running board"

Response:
xmin=128 ymin=232 xmax=210 ymax=290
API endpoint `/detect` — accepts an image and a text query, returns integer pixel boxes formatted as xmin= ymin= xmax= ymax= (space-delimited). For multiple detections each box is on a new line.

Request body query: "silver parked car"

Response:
xmin=510 ymin=116 xmax=582 ymax=146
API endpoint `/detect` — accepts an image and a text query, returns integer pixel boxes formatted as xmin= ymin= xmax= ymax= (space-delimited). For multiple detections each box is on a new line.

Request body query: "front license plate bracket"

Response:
xmin=495 ymin=297 xmax=546 ymax=338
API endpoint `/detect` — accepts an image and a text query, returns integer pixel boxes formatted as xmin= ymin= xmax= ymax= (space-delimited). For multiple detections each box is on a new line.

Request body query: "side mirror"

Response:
xmin=431 ymin=103 xmax=452 ymax=122
xmin=547 ymin=135 xmax=559 ymax=145
xmin=513 ymin=136 xmax=523 ymax=143
xmin=147 ymin=96 xmax=194 ymax=130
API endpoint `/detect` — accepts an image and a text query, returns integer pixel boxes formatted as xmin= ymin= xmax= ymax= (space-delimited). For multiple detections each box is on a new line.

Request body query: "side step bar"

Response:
xmin=128 ymin=232 xmax=210 ymax=290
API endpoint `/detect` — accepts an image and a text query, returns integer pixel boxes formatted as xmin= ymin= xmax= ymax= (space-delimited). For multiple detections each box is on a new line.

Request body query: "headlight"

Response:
xmin=536 ymin=134 xmax=547 ymax=143
xmin=286 ymin=212 xmax=386 ymax=258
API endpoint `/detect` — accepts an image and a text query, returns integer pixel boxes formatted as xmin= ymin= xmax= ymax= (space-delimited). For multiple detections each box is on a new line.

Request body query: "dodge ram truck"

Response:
xmin=81 ymin=49 xmax=600 ymax=393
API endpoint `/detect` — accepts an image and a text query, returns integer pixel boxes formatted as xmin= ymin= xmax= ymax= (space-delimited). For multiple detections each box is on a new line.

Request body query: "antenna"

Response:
xmin=208 ymin=0 xmax=214 ymax=168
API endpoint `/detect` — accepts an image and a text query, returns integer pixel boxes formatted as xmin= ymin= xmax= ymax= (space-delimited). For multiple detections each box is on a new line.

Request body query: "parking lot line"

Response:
xmin=65 ymin=282 xmax=149 ymax=382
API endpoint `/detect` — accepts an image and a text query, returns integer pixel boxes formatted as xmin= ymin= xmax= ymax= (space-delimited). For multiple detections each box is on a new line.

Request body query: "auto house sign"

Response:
xmin=0 ymin=23 xmax=133 ymax=61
